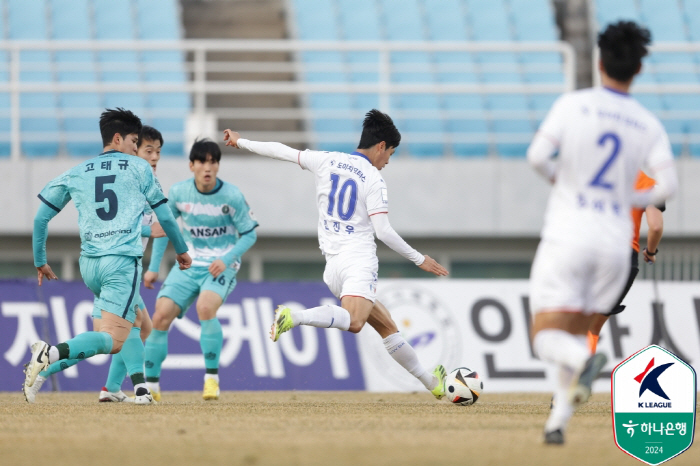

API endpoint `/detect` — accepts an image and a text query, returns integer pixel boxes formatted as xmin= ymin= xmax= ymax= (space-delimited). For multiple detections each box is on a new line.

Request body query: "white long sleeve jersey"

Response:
xmin=527 ymin=87 xmax=677 ymax=251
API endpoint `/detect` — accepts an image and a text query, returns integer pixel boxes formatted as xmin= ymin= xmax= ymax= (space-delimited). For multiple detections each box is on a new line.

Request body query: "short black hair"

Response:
xmin=598 ymin=21 xmax=651 ymax=82
xmin=189 ymin=138 xmax=221 ymax=163
xmin=138 ymin=125 xmax=163 ymax=148
xmin=99 ymin=108 xmax=142 ymax=146
xmin=357 ymin=109 xmax=401 ymax=150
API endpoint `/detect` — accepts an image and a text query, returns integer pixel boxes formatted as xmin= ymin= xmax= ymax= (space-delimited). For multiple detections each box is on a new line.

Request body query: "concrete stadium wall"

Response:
xmin=1 ymin=157 xmax=698 ymax=237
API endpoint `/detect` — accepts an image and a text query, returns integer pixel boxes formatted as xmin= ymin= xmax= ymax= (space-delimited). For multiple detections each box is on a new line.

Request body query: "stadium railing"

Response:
xmin=0 ymin=40 xmax=575 ymax=160
xmin=592 ymin=43 xmax=700 ymax=157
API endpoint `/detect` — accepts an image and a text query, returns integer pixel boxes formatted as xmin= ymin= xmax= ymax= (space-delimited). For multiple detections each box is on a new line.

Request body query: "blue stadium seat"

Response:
xmin=423 ymin=0 xmax=469 ymax=41
xmin=467 ymin=0 xmax=512 ymax=41
xmin=511 ymin=0 xmax=558 ymax=41
xmin=478 ymin=52 xmax=522 ymax=84
xmin=634 ymin=93 xmax=664 ymax=111
xmin=488 ymin=94 xmax=533 ymax=157
xmin=59 ymin=92 xmax=103 ymax=157
xmin=391 ymin=51 xmax=433 ymax=83
xmin=444 ymin=94 xmax=488 ymax=156
xmin=381 ymin=0 xmax=425 ymax=41
xmin=595 ymin=0 xmax=641 ymax=26
xmin=292 ymin=0 xmax=339 ymax=40
xmin=338 ymin=0 xmax=382 ymax=40
xmin=684 ymin=0 xmax=700 ymax=41
xmin=393 ymin=94 xmax=444 ymax=157
xmin=136 ymin=0 xmax=181 ymax=40
xmin=640 ymin=0 xmax=686 ymax=41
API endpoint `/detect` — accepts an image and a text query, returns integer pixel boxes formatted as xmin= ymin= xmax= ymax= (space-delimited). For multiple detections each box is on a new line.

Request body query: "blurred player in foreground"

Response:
xmin=527 ymin=21 xmax=677 ymax=444
xmin=143 ymin=139 xmax=258 ymax=401
xmin=224 ymin=109 xmax=450 ymax=400
xmin=588 ymin=171 xmax=664 ymax=353
xmin=23 ymin=109 xmax=191 ymax=403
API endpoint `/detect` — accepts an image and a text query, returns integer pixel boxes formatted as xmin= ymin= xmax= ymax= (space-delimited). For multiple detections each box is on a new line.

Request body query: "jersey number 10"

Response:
xmin=327 ymin=173 xmax=357 ymax=221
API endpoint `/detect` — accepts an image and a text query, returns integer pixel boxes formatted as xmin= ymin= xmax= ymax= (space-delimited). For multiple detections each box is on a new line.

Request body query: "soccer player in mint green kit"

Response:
xmin=23 ymin=109 xmax=192 ymax=404
xmin=143 ymin=139 xmax=258 ymax=401
xmin=24 ymin=125 xmax=167 ymax=404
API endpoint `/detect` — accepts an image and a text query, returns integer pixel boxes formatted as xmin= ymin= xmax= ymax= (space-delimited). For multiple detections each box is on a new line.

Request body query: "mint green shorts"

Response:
xmin=92 ymin=293 xmax=146 ymax=320
xmin=79 ymin=255 xmax=142 ymax=324
xmin=156 ymin=264 xmax=237 ymax=318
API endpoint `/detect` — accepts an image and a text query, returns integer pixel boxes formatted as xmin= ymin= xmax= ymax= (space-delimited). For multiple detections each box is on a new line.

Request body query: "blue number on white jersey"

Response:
xmin=589 ymin=132 xmax=621 ymax=190
xmin=327 ymin=173 xmax=358 ymax=221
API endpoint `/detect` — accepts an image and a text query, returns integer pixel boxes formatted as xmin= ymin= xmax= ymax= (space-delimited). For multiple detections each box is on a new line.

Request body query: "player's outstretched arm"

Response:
xmin=370 ymin=213 xmax=448 ymax=277
xmin=33 ymin=202 xmax=61 ymax=286
xmin=224 ymin=129 xmax=300 ymax=163
xmin=153 ymin=204 xmax=191 ymax=270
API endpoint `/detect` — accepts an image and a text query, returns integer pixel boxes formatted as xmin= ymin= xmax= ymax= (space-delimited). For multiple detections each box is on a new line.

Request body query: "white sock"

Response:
xmin=545 ymin=365 xmax=576 ymax=433
xmin=147 ymin=381 xmax=160 ymax=392
xmin=290 ymin=304 xmax=351 ymax=331
xmin=204 ymin=373 xmax=219 ymax=383
xmin=383 ymin=332 xmax=435 ymax=390
xmin=48 ymin=346 xmax=59 ymax=364
xmin=534 ymin=329 xmax=590 ymax=371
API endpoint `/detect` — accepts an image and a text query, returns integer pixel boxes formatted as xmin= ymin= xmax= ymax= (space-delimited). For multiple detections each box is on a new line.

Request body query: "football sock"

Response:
xmin=40 ymin=358 xmax=80 ymax=377
xmin=130 ymin=372 xmax=146 ymax=394
xmin=145 ymin=329 xmax=168 ymax=382
xmin=200 ymin=318 xmax=223 ymax=374
xmin=204 ymin=373 xmax=220 ymax=383
xmin=545 ymin=365 xmax=576 ymax=433
xmin=383 ymin=332 xmax=435 ymax=390
xmin=533 ymin=329 xmax=590 ymax=371
xmin=587 ymin=331 xmax=599 ymax=353
xmin=291 ymin=304 xmax=351 ymax=331
xmin=104 ymin=351 xmax=128 ymax=393
xmin=120 ymin=327 xmax=145 ymax=388
xmin=62 ymin=332 xmax=113 ymax=360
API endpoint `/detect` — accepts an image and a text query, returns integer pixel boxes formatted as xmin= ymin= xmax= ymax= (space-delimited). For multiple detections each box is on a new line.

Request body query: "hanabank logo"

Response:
xmin=635 ymin=358 xmax=674 ymax=408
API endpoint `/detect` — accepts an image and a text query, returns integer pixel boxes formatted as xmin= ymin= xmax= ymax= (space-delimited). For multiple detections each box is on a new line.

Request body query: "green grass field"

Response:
xmin=0 ymin=392 xmax=697 ymax=466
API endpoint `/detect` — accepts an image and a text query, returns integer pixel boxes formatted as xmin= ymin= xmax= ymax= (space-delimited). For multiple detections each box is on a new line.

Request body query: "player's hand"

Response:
xmin=418 ymin=255 xmax=449 ymax=277
xmin=223 ymin=129 xmax=241 ymax=148
xmin=150 ymin=222 xmax=165 ymax=238
xmin=36 ymin=264 xmax=58 ymax=286
xmin=643 ymin=248 xmax=657 ymax=264
xmin=143 ymin=271 xmax=159 ymax=289
xmin=209 ymin=259 xmax=226 ymax=278
xmin=176 ymin=252 xmax=192 ymax=270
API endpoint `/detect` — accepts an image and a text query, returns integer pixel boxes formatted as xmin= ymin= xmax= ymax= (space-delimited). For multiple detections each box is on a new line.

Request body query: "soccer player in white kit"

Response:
xmin=223 ymin=110 xmax=450 ymax=399
xmin=527 ymin=21 xmax=678 ymax=444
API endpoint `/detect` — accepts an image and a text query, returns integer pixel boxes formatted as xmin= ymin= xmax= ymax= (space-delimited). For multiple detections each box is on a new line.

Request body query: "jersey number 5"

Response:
xmin=327 ymin=174 xmax=357 ymax=221
xmin=95 ymin=175 xmax=119 ymax=221
xmin=589 ymin=132 xmax=620 ymax=190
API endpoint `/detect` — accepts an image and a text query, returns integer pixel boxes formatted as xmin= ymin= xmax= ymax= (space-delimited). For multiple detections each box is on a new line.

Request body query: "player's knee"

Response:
xmin=196 ymin=305 xmax=217 ymax=321
xmin=348 ymin=320 xmax=366 ymax=334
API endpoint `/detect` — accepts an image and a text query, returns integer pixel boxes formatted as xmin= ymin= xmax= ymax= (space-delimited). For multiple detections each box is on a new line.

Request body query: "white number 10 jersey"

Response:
xmin=298 ymin=150 xmax=388 ymax=256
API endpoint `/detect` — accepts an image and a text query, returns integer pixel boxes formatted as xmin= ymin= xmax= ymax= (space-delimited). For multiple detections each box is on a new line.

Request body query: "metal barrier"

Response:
xmin=0 ymin=40 xmax=575 ymax=159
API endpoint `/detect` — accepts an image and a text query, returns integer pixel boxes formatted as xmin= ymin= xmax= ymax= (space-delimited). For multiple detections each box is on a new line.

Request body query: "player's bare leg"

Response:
xmin=367 ymin=300 xmax=446 ymax=398
xmin=196 ymin=291 xmax=224 ymax=400
xmin=144 ymin=297 xmax=181 ymax=400
xmin=532 ymin=311 xmax=607 ymax=444
xmin=587 ymin=313 xmax=609 ymax=353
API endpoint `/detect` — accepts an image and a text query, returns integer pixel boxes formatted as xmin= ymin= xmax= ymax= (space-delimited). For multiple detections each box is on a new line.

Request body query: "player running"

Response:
xmin=527 ymin=22 xmax=677 ymax=444
xmin=24 ymin=125 xmax=168 ymax=404
xmin=223 ymin=109 xmax=450 ymax=400
xmin=587 ymin=171 xmax=664 ymax=353
xmin=23 ymin=109 xmax=191 ymax=403
xmin=143 ymin=139 xmax=258 ymax=401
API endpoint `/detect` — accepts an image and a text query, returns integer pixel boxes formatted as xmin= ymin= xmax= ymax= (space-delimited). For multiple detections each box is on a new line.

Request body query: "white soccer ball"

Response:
xmin=445 ymin=367 xmax=483 ymax=406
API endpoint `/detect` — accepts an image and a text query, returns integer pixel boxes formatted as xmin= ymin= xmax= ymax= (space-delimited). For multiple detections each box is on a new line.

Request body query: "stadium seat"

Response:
xmin=595 ymin=0 xmax=641 ymax=25
xmin=444 ymin=94 xmax=489 ymax=157
xmin=467 ymin=0 xmax=512 ymax=41
xmin=136 ymin=0 xmax=181 ymax=40
xmin=393 ymin=93 xmax=444 ymax=157
xmin=487 ymin=94 xmax=533 ymax=157
xmin=380 ymin=0 xmax=425 ymax=41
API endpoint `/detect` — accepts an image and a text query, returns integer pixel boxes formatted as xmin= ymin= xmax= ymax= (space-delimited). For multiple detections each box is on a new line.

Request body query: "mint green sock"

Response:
xmin=40 ymin=359 xmax=80 ymax=378
xmin=200 ymin=318 xmax=223 ymax=374
xmin=120 ymin=327 xmax=145 ymax=386
xmin=105 ymin=328 xmax=141 ymax=393
xmin=145 ymin=329 xmax=168 ymax=382
xmin=66 ymin=332 xmax=113 ymax=359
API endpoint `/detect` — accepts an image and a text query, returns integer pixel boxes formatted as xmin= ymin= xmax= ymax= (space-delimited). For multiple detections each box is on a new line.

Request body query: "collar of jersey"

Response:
xmin=603 ymin=86 xmax=630 ymax=97
xmin=99 ymin=149 xmax=121 ymax=156
xmin=194 ymin=178 xmax=223 ymax=195
xmin=351 ymin=151 xmax=372 ymax=164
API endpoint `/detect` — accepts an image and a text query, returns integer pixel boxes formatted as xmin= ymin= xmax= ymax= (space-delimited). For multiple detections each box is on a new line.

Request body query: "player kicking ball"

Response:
xmin=224 ymin=109 xmax=450 ymax=400
xmin=527 ymin=22 xmax=677 ymax=444
xmin=23 ymin=109 xmax=191 ymax=403
xmin=24 ymin=125 xmax=168 ymax=404
xmin=143 ymin=139 xmax=258 ymax=401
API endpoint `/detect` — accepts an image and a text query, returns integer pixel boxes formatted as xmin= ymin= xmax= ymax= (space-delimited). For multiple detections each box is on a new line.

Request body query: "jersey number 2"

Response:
xmin=95 ymin=175 xmax=118 ymax=221
xmin=327 ymin=174 xmax=357 ymax=221
xmin=589 ymin=132 xmax=620 ymax=190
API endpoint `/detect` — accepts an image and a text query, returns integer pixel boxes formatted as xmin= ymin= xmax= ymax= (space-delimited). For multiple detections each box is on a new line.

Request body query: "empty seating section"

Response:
xmin=291 ymin=0 xmax=564 ymax=157
xmin=0 ymin=0 xmax=189 ymax=157
xmin=595 ymin=0 xmax=700 ymax=156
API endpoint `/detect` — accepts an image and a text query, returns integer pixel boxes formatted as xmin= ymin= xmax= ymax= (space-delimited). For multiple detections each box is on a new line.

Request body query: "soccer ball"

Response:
xmin=445 ymin=367 xmax=483 ymax=406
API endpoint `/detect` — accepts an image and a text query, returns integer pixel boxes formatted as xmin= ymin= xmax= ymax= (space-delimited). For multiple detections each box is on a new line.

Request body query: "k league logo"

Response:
xmin=612 ymin=345 xmax=696 ymax=465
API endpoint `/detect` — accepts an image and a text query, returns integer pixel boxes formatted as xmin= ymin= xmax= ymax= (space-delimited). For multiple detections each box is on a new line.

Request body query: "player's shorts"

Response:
xmin=79 ymin=255 xmax=142 ymax=324
xmin=529 ymin=239 xmax=628 ymax=315
xmin=605 ymin=249 xmax=640 ymax=316
xmin=91 ymin=293 xmax=146 ymax=320
xmin=323 ymin=250 xmax=378 ymax=303
xmin=156 ymin=264 xmax=237 ymax=318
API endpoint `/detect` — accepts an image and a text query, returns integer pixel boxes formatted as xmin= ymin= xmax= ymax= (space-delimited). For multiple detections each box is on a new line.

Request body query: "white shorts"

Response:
xmin=323 ymin=251 xmax=378 ymax=303
xmin=530 ymin=239 xmax=629 ymax=315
